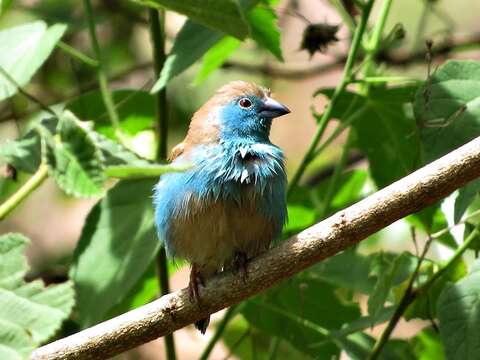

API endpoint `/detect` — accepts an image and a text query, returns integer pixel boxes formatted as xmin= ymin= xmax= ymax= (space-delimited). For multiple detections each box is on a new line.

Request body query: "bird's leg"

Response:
xmin=188 ymin=263 xmax=204 ymax=303
xmin=232 ymin=251 xmax=249 ymax=284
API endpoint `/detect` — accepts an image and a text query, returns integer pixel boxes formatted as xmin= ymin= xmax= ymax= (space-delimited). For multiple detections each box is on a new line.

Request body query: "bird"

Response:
xmin=153 ymin=81 xmax=290 ymax=333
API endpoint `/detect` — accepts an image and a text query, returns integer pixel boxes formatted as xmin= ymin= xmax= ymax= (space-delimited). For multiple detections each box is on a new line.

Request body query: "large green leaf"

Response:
xmin=67 ymin=89 xmax=155 ymax=139
xmin=246 ymin=3 xmax=283 ymax=61
xmin=134 ymin=0 xmax=249 ymax=39
xmin=0 ymin=21 xmax=66 ymax=101
xmin=0 ymin=233 xmax=74 ymax=359
xmin=242 ymin=277 xmax=360 ymax=358
xmin=318 ymin=86 xmax=419 ymax=188
xmin=415 ymin=60 xmax=480 ymax=163
xmin=437 ymin=259 xmax=480 ymax=360
xmin=69 ymin=178 xmax=160 ymax=327
xmin=412 ymin=327 xmax=446 ymax=360
xmin=311 ymin=248 xmax=376 ymax=294
xmin=45 ymin=111 xmax=105 ymax=197
xmin=193 ymin=36 xmax=241 ymax=85
xmin=151 ymin=20 xmax=223 ymax=93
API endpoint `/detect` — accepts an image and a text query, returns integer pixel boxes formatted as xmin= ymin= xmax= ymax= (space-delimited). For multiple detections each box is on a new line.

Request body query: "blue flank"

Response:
xmin=153 ymin=95 xmax=287 ymax=259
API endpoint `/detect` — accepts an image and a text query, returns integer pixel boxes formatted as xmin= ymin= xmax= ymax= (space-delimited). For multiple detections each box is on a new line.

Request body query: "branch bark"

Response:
xmin=31 ymin=136 xmax=480 ymax=360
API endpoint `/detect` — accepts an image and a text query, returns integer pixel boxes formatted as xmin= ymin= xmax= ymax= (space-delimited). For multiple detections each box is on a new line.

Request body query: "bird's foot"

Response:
xmin=188 ymin=264 xmax=205 ymax=303
xmin=232 ymin=251 xmax=249 ymax=284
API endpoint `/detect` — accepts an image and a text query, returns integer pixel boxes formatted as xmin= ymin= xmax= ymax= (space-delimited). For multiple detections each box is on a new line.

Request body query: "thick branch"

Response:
xmin=31 ymin=136 xmax=480 ymax=360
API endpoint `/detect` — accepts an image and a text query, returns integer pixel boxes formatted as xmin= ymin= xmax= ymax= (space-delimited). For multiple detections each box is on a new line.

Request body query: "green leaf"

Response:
xmin=0 ymin=21 xmax=67 ymax=101
xmin=242 ymin=277 xmax=360 ymax=358
xmin=284 ymin=204 xmax=316 ymax=234
xmin=45 ymin=111 xmax=105 ymax=197
xmin=67 ymin=89 xmax=155 ymax=138
xmin=246 ymin=4 xmax=283 ymax=60
xmin=151 ymin=21 xmax=223 ymax=93
xmin=454 ymin=179 xmax=480 ymax=223
xmin=90 ymin=131 xmax=151 ymax=167
xmin=318 ymin=86 xmax=419 ymax=188
xmin=437 ymin=259 xmax=480 ymax=360
xmin=406 ymin=258 xmax=466 ymax=320
xmin=311 ymin=248 xmax=376 ymax=294
xmin=69 ymin=178 xmax=160 ymax=327
xmin=0 ymin=132 xmax=41 ymax=173
xmin=340 ymin=333 xmax=416 ymax=360
xmin=0 ymin=0 xmax=13 ymax=17
xmin=193 ymin=36 xmax=241 ymax=85
xmin=0 ymin=233 xmax=74 ymax=358
xmin=415 ymin=60 xmax=480 ymax=163
xmin=412 ymin=327 xmax=446 ymax=360
xmin=368 ymin=252 xmax=417 ymax=322
xmin=134 ymin=0 xmax=249 ymax=39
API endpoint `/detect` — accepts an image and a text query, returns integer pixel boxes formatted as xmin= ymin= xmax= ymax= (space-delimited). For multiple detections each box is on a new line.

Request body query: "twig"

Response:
xmin=0 ymin=66 xmax=55 ymax=116
xmin=83 ymin=0 xmax=121 ymax=132
xmin=148 ymin=7 xmax=176 ymax=360
xmin=287 ymin=0 xmax=376 ymax=197
xmin=367 ymin=230 xmax=434 ymax=360
xmin=0 ymin=164 xmax=48 ymax=221
xmin=56 ymin=41 xmax=99 ymax=68
xmin=31 ymin=135 xmax=480 ymax=360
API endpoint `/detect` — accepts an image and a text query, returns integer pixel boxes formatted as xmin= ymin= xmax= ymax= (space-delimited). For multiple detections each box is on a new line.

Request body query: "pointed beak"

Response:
xmin=259 ymin=97 xmax=290 ymax=118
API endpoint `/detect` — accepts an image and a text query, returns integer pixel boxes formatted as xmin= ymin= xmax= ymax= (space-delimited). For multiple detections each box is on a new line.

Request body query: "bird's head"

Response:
xmin=217 ymin=81 xmax=290 ymax=141
xmin=186 ymin=81 xmax=290 ymax=147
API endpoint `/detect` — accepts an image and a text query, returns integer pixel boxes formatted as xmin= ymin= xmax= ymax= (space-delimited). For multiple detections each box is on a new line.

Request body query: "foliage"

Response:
xmin=1 ymin=0 xmax=480 ymax=359
xmin=0 ymin=233 xmax=74 ymax=359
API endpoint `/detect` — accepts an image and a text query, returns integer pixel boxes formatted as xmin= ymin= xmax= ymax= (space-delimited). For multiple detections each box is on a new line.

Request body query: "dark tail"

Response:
xmin=194 ymin=316 xmax=210 ymax=334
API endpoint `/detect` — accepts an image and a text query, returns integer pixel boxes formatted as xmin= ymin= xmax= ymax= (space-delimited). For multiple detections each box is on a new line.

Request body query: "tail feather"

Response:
xmin=194 ymin=316 xmax=210 ymax=334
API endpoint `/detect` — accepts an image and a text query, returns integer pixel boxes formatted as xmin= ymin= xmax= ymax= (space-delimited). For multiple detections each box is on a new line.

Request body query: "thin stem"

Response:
xmin=0 ymin=164 xmax=48 ymax=221
xmin=287 ymin=0 xmax=376 ymax=197
xmin=200 ymin=305 xmax=238 ymax=360
xmin=0 ymin=66 xmax=55 ymax=116
xmin=362 ymin=0 xmax=394 ymax=78
xmin=368 ymin=226 xmax=480 ymax=359
xmin=267 ymin=337 xmax=281 ymax=360
xmin=312 ymin=105 xmax=367 ymax=158
xmin=149 ymin=8 xmax=168 ymax=160
xmin=319 ymin=130 xmax=353 ymax=218
xmin=83 ymin=0 xmax=121 ymax=131
xmin=57 ymin=41 xmax=99 ymax=67
xmin=368 ymin=231 xmax=433 ymax=360
xmin=329 ymin=0 xmax=356 ymax=32
xmin=148 ymin=8 xmax=175 ymax=360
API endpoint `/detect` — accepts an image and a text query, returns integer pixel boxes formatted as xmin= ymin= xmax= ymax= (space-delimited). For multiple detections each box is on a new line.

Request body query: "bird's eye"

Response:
xmin=238 ymin=98 xmax=252 ymax=109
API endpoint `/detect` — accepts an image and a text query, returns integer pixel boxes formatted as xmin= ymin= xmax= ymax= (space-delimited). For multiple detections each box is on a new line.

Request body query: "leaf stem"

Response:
xmin=148 ymin=8 xmax=176 ymax=360
xmin=0 ymin=66 xmax=56 ymax=116
xmin=368 ymin=226 xmax=480 ymax=359
xmin=287 ymin=0 xmax=375 ymax=197
xmin=0 ymin=164 xmax=48 ymax=221
xmin=57 ymin=41 xmax=99 ymax=67
xmin=83 ymin=0 xmax=121 ymax=132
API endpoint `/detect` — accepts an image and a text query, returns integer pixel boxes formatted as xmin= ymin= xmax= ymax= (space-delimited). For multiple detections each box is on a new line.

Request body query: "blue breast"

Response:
xmin=153 ymin=139 xmax=287 ymax=258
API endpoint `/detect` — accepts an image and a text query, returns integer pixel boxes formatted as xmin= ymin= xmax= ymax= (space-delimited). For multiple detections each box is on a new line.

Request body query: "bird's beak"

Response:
xmin=259 ymin=97 xmax=290 ymax=118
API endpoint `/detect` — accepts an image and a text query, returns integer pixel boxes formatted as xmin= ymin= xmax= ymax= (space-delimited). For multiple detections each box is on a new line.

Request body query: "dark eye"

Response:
xmin=238 ymin=98 xmax=252 ymax=109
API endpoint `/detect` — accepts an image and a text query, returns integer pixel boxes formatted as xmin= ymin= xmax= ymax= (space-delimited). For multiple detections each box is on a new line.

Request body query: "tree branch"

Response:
xmin=31 ymin=136 xmax=480 ymax=360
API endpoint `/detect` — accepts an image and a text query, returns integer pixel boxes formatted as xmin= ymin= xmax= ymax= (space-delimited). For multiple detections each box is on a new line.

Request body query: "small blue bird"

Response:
xmin=153 ymin=81 xmax=290 ymax=333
